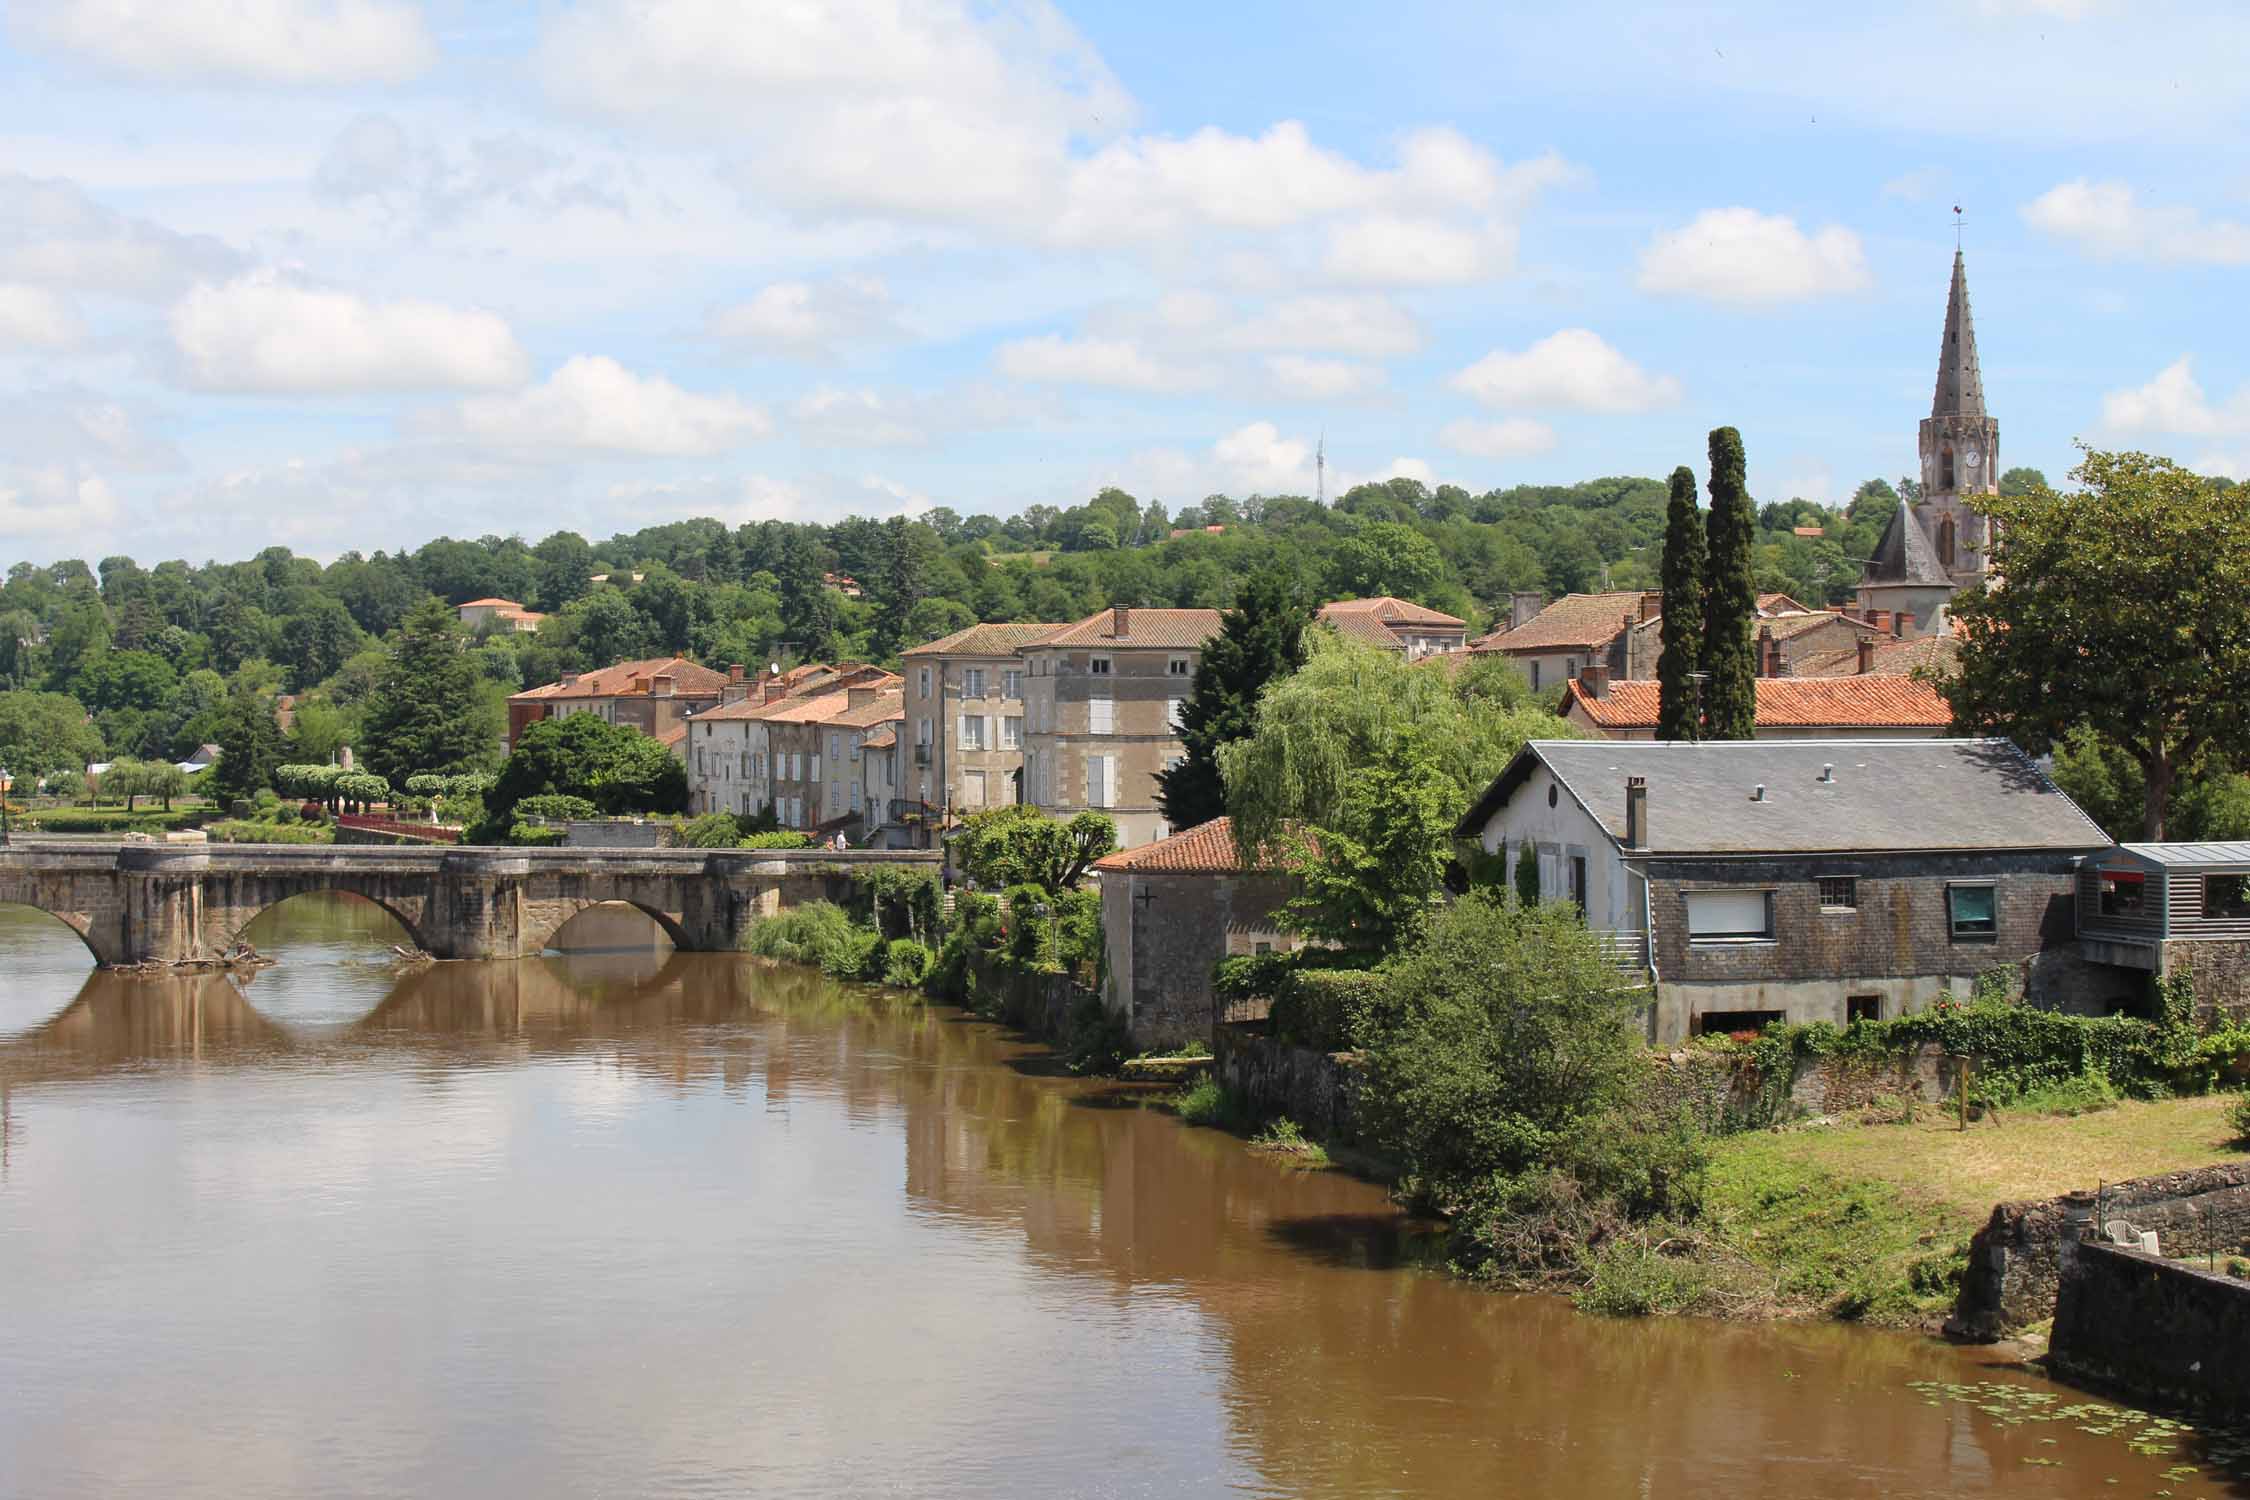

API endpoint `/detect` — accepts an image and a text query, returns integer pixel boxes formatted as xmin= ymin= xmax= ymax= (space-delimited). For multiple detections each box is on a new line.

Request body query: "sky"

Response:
xmin=0 ymin=0 xmax=2246 ymax=566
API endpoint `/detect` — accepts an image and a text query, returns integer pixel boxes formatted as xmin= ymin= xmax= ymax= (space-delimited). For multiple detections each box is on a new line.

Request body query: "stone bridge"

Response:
xmin=0 ymin=843 xmax=943 ymax=966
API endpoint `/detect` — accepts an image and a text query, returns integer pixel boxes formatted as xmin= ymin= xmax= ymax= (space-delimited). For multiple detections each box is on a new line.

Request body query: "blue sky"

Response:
xmin=0 ymin=0 xmax=2245 ymax=564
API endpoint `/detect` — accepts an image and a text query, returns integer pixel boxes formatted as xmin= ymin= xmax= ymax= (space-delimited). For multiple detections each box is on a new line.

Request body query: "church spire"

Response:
xmin=1931 ymin=249 xmax=1986 ymax=420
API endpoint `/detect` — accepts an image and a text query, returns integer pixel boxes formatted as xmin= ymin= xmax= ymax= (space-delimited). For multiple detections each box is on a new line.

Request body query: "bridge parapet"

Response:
xmin=0 ymin=842 xmax=942 ymax=965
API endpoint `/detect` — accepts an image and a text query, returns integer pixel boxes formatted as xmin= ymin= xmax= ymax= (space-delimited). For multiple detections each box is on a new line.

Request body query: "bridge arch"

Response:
xmin=0 ymin=892 xmax=117 ymax=967
xmin=532 ymin=898 xmax=690 ymax=956
xmin=231 ymin=888 xmax=430 ymax=956
xmin=202 ymin=878 xmax=436 ymax=961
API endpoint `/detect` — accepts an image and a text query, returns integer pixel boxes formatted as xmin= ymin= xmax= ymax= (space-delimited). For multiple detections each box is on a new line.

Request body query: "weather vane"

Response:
xmin=1953 ymin=204 xmax=1964 ymax=249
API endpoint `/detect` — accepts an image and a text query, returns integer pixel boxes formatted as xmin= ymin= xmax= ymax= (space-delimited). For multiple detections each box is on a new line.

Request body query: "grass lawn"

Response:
xmin=1702 ymin=1095 xmax=2247 ymax=1325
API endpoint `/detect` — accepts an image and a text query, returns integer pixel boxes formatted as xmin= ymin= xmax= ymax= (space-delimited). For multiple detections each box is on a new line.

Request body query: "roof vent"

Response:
xmin=1750 ymin=784 xmax=1767 ymax=802
xmin=1819 ymin=764 xmax=1835 ymax=783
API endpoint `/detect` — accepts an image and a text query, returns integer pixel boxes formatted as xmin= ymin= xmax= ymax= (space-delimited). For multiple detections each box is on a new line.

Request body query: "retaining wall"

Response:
xmin=1212 ymin=1021 xmax=1361 ymax=1143
xmin=2049 ymin=1240 xmax=2250 ymax=1416
xmin=1948 ymin=1161 xmax=2250 ymax=1341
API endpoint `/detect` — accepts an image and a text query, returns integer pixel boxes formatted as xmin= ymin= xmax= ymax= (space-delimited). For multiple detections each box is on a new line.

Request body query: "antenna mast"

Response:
xmin=1316 ymin=431 xmax=1326 ymax=506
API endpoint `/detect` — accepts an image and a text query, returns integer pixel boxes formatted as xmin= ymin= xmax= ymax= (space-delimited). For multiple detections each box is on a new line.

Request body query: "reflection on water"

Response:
xmin=0 ymin=896 xmax=2235 ymax=1499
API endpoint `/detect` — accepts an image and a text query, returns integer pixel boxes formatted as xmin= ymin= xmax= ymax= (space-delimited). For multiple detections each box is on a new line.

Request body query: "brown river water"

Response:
xmin=0 ymin=896 xmax=2240 ymax=1499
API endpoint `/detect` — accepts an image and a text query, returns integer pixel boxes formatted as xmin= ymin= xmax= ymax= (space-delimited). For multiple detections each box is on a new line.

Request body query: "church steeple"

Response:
xmin=1931 ymin=249 xmax=1986 ymax=420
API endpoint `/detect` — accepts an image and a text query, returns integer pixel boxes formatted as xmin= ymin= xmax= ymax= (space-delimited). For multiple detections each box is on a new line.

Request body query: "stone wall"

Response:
xmin=1212 ymin=1021 xmax=1361 ymax=1143
xmin=2171 ymin=939 xmax=2250 ymax=1021
xmin=1644 ymin=1042 xmax=1968 ymax=1132
xmin=1949 ymin=1161 xmax=2250 ymax=1341
xmin=2049 ymin=1241 xmax=2250 ymax=1416
xmin=1101 ymin=868 xmax=1294 ymax=1052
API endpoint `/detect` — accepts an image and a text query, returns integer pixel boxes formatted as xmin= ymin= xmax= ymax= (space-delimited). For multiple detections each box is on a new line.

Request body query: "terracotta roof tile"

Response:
xmin=862 ymin=725 xmax=897 ymax=749
xmin=1317 ymin=610 xmax=1407 ymax=648
xmin=832 ymin=690 xmax=905 ymax=728
xmin=1471 ymin=592 xmax=1648 ymax=652
xmin=901 ymin=622 xmax=1067 ymax=657
xmin=1036 ymin=607 xmax=1224 ymax=650
xmin=1318 ymin=596 xmax=1467 ymax=627
xmin=1091 ymin=816 xmax=1276 ymax=874
xmin=460 ymin=597 xmax=524 ymax=608
xmin=1793 ymin=634 xmax=1964 ymax=679
xmin=1562 ymin=675 xmax=1954 ymax=731
xmin=510 ymin=656 xmax=729 ymax=702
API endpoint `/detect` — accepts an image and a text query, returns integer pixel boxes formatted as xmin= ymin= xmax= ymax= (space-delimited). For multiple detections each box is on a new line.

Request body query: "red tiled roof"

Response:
xmin=901 ymin=622 xmax=1067 ymax=657
xmin=1760 ymin=610 xmax=1873 ymax=642
xmin=862 ymin=725 xmax=897 ymax=750
xmin=1037 ymin=607 xmax=1224 ymax=650
xmin=833 ymin=690 xmax=905 ymax=728
xmin=1473 ymin=592 xmax=1648 ymax=652
xmin=1562 ymin=675 xmax=1954 ymax=731
xmin=510 ymin=656 xmax=729 ymax=702
xmin=1091 ymin=816 xmax=1277 ymax=874
xmin=1317 ymin=610 xmax=1407 ymax=648
xmin=460 ymin=597 xmax=524 ymax=608
xmin=1318 ymin=596 xmax=1467 ymax=628
xmin=1793 ymin=634 xmax=1964 ymax=679
xmin=656 ymin=724 xmax=688 ymax=748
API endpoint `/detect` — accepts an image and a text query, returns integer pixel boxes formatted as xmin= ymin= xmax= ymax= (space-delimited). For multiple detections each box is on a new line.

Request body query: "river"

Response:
xmin=0 ymin=896 xmax=2237 ymax=1498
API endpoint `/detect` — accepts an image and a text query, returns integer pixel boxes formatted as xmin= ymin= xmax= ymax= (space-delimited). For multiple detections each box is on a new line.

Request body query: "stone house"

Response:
xmin=457 ymin=597 xmax=546 ymax=634
xmin=1467 ymin=590 xmax=1664 ymax=691
xmin=858 ymin=723 xmax=911 ymax=847
xmin=1313 ymin=596 xmax=1468 ymax=658
xmin=1091 ymin=817 xmax=1299 ymax=1050
xmin=1557 ymin=668 xmax=1953 ymax=741
xmin=683 ymin=662 xmax=891 ymax=821
xmin=759 ymin=676 xmax=903 ymax=833
xmin=506 ymin=656 xmax=730 ymax=752
xmin=1455 ymin=738 xmax=2114 ymax=1041
xmin=1019 ymin=605 xmax=1223 ymax=849
xmin=900 ymin=622 xmax=1063 ymax=839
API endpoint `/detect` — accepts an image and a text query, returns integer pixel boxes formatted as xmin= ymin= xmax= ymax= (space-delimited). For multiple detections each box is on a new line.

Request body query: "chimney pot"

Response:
xmin=1894 ymin=611 xmax=1911 ymax=639
xmin=1639 ymin=590 xmax=1661 ymax=624
xmin=1751 ymin=784 xmax=1767 ymax=802
xmin=1624 ymin=775 xmax=1648 ymax=849
xmin=1856 ymin=636 xmax=1875 ymax=674
xmin=730 ymin=663 xmax=745 ymax=683
xmin=1111 ymin=603 xmax=1130 ymax=637
xmin=1577 ymin=663 xmax=1611 ymax=700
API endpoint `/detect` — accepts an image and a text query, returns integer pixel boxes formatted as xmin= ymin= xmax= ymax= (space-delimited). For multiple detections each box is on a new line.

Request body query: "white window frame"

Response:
xmin=1089 ymin=655 xmax=1113 ymax=676
xmin=960 ymin=714 xmax=988 ymax=751
xmin=1004 ymin=669 xmax=1022 ymax=699
xmin=1167 ymin=695 xmax=1186 ymax=731
xmin=917 ymin=667 xmax=931 ymax=698
xmin=962 ymin=668 xmax=986 ymax=697
xmin=1685 ymin=889 xmax=1776 ymax=943
xmin=1002 ymin=715 xmax=1023 ymax=750
xmin=1168 ymin=656 xmax=1191 ymax=676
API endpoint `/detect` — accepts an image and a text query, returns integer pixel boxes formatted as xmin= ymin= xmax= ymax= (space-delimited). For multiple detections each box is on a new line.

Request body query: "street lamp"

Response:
xmin=0 ymin=767 xmax=10 ymax=845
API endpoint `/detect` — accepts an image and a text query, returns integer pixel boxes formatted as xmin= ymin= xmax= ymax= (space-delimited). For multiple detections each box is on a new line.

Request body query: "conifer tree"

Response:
xmin=1698 ymin=427 xmax=1758 ymax=740
xmin=362 ymin=599 xmax=493 ymax=782
xmin=1154 ymin=568 xmax=1309 ymax=830
xmin=1654 ymin=465 xmax=1705 ymax=742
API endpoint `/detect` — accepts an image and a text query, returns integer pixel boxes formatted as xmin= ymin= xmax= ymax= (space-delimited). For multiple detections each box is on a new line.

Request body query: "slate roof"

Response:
xmin=1456 ymin=738 xmax=2109 ymax=854
xmin=1091 ymin=816 xmax=1277 ymax=874
xmin=510 ymin=656 xmax=729 ymax=702
xmin=1471 ymin=592 xmax=1648 ymax=652
xmin=1563 ymin=676 xmax=1954 ymax=732
xmin=1861 ymin=503 xmax=1953 ymax=586
xmin=2111 ymin=842 xmax=2250 ymax=868
xmin=1036 ymin=607 xmax=1224 ymax=650
xmin=1933 ymin=249 xmax=1987 ymax=420
xmin=901 ymin=622 xmax=1067 ymax=657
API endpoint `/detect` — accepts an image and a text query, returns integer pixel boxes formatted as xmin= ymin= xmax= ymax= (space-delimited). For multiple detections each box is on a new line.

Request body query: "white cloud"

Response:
xmin=709 ymin=277 xmax=899 ymax=358
xmin=0 ymin=464 xmax=118 ymax=538
xmin=1439 ymin=417 xmax=1557 ymax=459
xmin=1322 ymin=215 xmax=1511 ymax=287
xmin=2022 ymin=179 xmax=2250 ymax=265
xmin=2100 ymin=356 xmax=2250 ymax=436
xmin=169 ymin=272 xmax=529 ymax=393
xmin=312 ymin=113 xmax=632 ymax=228
xmin=1636 ymin=207 xmax=1873 ymax=306
xmin=1451 ymin=329 xmax=1683 ymax=414
xmin=1212 ymin=420 xmax=1314 ymax=492
xmin=1265 ymin=355 xmax=1385 ymax=401
xmin=0 ymin=284 xmax=87 ymax=349
xmin=1221 ymin=294 xmax=1423 ymax=357
xmin=791 ymin=387 xmax=925 ymax=448
xmin=12 ymin=0 xmax=435 ymax=84
xmin=994 ymin=335 xmax=1210 ymax=393
xmin=444 ymin=356 xmax=771 ymax=456
xmin=0 ymin=386 xmax=183 ymax=473
xmin=0 ymin=172 xmax=242 ymax=299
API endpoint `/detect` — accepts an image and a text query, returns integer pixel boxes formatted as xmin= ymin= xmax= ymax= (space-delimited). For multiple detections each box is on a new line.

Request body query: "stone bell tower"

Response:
xmin=1916 ymin=249 xmax=2000 ymax=588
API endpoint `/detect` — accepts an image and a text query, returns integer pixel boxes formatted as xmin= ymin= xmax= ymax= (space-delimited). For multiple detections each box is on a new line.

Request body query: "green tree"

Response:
xmin=1997 ymin=466 xmax=2048 ymax=497
xmin=361 ymin=600 xmax=496 ymax=783
xmin=1278 ymin=746 xmax=1453 ymax=956
xmin=1698 ymin=427 xmax=1757 ymax=740
xmin=1654 ymin=465 xmax=1705 ymax=742
xmin=1513 ymin=840 xmax=1539 ymax=906
xmin=1155 ymin=567 xmax=1309 ymax=831
xmin=1357 ymin=893 xmax=1650 ymax=1204
xmin=1219 ymin=633 xmax=1577 ymax=859
xmin=0 ymin=690 xmax=104 ymax=778
xmin=483 ymin=713 xmax=688 ymax=829
xmin=1945 ymin=448 xmax=2250 ymax=838
xmin=210 ymin=695 xmax=285 ymax=805
xmin=1330 ymin=521 xmax=1445 ymax=600
xmin=276 ymin=595 xmax=363 ymax=690
xmin=951 ymin=805 xmax=1118 ymax=893
xmin=287 ymin=700 xmax=356 ymax=765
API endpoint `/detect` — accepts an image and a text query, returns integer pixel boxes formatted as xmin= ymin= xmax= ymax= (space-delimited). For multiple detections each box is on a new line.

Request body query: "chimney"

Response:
xmin=1577 ymin=662 xmax=1611 ymax=700
xmin=1639 ymin=590 xmax=1661 ymax=624
xmin=1510 ymin=591 xmax=1544 ymax=630
xmin=729 ymin=663 xmax=745 ymax=683
xmin=1856 ymin=636 xmax=1875 ymax=675
xmin=763 ymin=679 xmax=786 ymax=704
xmin=1757 ymin=626 xmax=1779 ymax=678
xmin=1893 ymin=611 xmax=1912 ymax=639
xmin=1110 ymin=603 xmax=1130 ymax=638
xmin=560 ymin=671 xmax=580 ymax=689
xmin=1624 ymin=775 xmax=1647 ymax=849
xmin=1750 ymin=784 xmax=1767 ymax=802
xmin=651 ymin=674 xmax=675 ymax=698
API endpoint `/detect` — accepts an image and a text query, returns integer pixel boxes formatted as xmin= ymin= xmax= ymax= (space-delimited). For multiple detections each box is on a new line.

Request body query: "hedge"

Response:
xmin=1268 ymin=968 xmax=1384 ymax=1052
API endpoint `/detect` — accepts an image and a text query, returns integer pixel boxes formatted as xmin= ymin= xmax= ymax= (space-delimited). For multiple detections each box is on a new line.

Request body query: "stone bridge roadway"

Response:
xmin=0 ymin=843 xmax=942 ymax=966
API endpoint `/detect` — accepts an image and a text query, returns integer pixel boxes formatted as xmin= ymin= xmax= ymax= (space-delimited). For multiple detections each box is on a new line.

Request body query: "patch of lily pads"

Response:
xmin=1905 ymin=1380 xmax=2249 ymax=1497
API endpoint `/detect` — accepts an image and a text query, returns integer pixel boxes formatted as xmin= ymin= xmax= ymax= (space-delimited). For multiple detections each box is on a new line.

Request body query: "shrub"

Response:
xmin=679 ymin=811 xmax=744 ymax=848
xmin=2008 ymin=1066 xmax=2120 ymax=1117
xmin=513 ymin=793 xmax=599 ymax=823
xmin=1060 ymin=990 xmax=1131 ymax=1075
xmin=1173 ymin=1077 xmax=1248 ymax=1129
xmin=738 ymin=831 xmax=812 ymax=849
xmin=1268 ymin=968 xmax=1383 ymax=1052
xmin=506 ymin=823 xmax=567 ymax=847
xmin=1214 ymin=950 xmax=1299 ymax=1006
xmin=747 ymin=901 xmax=861 ymax=971
xmin=1000 ymin=882 xmax=1058 ymax=970
xmin=2230 ymin=1092 xmax=2250 ymax=1146
xmin=273 ymin=802 xmax=300 ymax=824
xmin=881 ymin=938 xmax=933 ymax=989
xmin=822 ymin=926 xmax=886 ymax=981
xmin=1573 ymin=1234 xmax=1709 ymax=1318
xmin=205 ymin=819 xmax=332 ymax=845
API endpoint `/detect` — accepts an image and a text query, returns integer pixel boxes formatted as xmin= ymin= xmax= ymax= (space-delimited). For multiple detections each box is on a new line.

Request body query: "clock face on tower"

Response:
xmin=1963 ymin=447 xmax=1984 ymax=470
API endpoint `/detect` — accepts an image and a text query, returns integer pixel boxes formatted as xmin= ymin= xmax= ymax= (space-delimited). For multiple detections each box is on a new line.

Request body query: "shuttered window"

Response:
xmin=1089 ymin=695 xmax=1113 ymax=735
xmin=1087 ymin=754 xmax=1115 ymax=808
xmin=1685 ymin=890 xmax=1772 ymax=940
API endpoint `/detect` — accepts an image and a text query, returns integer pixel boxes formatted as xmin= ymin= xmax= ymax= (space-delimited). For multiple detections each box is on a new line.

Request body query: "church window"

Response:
xmin=1935 ymin=516 xmax=1957 ymax=567
xmin=1940 ymin=448 xmax=1955 ymax=490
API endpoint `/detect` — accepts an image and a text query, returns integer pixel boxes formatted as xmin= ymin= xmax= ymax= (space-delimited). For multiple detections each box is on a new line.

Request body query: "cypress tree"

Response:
xmin=1154 ymin=568 xmax=1310 ymax=830
xmin=1654 ymin=465 xmax=1705 ymax=742
xmin=1698 ymin=427 xmax=1759 ymax=740
xmin=1513 ymin=840 xmax=1540 ymax=907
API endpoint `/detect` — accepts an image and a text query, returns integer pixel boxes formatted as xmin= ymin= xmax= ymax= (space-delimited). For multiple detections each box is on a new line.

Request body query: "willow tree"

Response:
xmin=1698 ymin=427 xmax=1758 ymax=740
xmin=1945 ymin=447 xmax=2250 ymax=839
xmin=1654 ymin=465 xmax=1705 ymax=741
xmin=1219 ymin=634 xmax=1576 ymax=861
